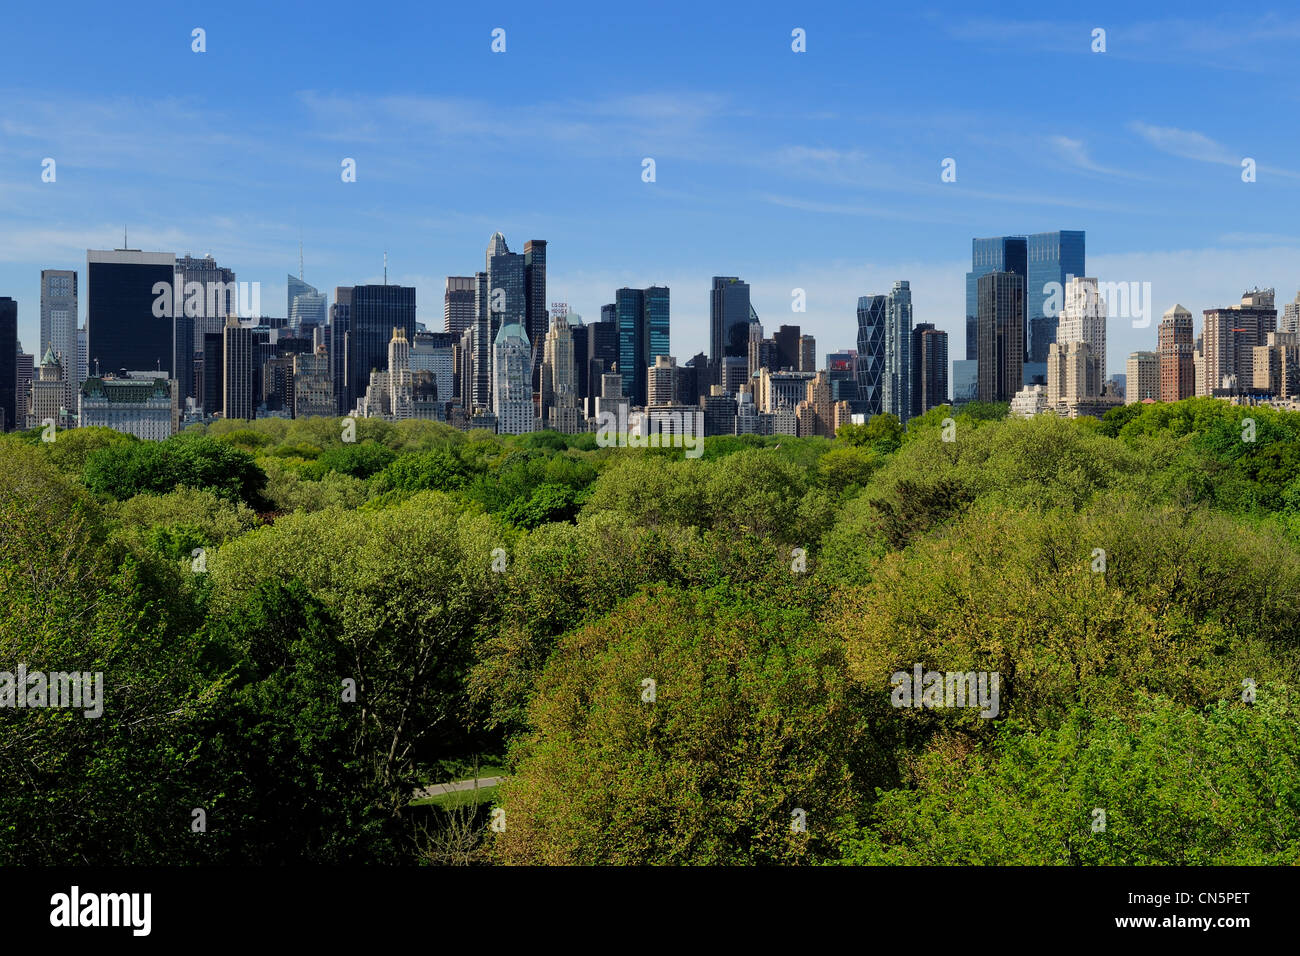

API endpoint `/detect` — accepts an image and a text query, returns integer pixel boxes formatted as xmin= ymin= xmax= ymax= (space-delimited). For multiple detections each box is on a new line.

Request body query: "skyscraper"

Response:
xmin=965 ymin=232 xmax=1084 ymax=378
xmin=346 ymin=284 xmax=416 ymax=414
xmin=586 ymin=320 xmax=619 ymax=413
xmin=541 ymin=314 xmax=576 ymax=421
xmin=977 ymin=271 xmax=1025 ymax=403
xmin=29 ymin=347 xmax=66 ymax=429
xmin=293 ymin=347 xmax=334 ymax=418
xmin=524 ymin=240 xmax=548 ymax=387
xmin=287 ymin=274 xmax=327 ymax=331
xmin=614 ymin=287 xmax=645 ymax=404
xmin=710 ymin=277 xmax=752 ymax=382
xmin=1056 ymin=277 xmax=1107 ymax=374
xmin=202 ymin=332 xmax=223 ymax=415
xmin=330 ymin=287 xmax=352 ymax=415
xmin=1282 ymin=291 xmax=1300 ymax=334
xmin=797 ymin=335 xmax=816 ymax=373
xmin=966 ymin=237 xmax=1026 ymax=362
xmin=177 ymin=254 xmax=236 ymax=340
xmin=647 ymin=354 xmax=677 ymax=406
xmin=1201 ymin=289 xmax=1276 ymax=394
xmin=493 ymin=321 xmax=533 ymax=434
xmin=222 ymin=315 xmax=254 ymax=421
xmin=883 ymin=280 xmax=912 ymax=422
xmin=444 ymin=277 xmax=476 ymax=338
xmin=645 ymin=285 xmax=670 ymax=371
xmin=855 ymin=294 xmax=886 ymax=417
xmin=911 ymin=323 xmax=949 ymax=416
xmin=1026 ymin=231 xmax=1085 ymax=367
xmin=773 ymin=325 xmax=800 ymax=371
xmin=0 ymin=298 xmax=16 ymax=431
xmin=1127 ymin=351 xmax=1160 ymax=403
xmin=1158 ymin=305 xmax=1195 ymax=402
xmin=40 ymin=270 xmax=78 ymax=415
xmin=87 ymin=249 xmax=176 ymax=377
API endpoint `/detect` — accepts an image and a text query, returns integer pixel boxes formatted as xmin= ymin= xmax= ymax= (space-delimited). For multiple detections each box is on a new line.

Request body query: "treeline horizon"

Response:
xmin=2 ymin=397 xmax=1298 ymax=864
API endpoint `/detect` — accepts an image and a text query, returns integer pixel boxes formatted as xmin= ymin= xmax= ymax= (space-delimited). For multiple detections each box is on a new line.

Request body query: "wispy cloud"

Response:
xmin=1129 ymin=121 xmax=1300 ymax=179
xmin=1049 ymin=135 xmax=1149 ymax=180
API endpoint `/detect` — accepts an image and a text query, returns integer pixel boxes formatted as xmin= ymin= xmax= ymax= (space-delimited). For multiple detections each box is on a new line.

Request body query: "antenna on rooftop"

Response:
xmin=299 ymin=232 xmax=304 ymax=280
xmin=384 ymin=251 xmax=388 ymax=285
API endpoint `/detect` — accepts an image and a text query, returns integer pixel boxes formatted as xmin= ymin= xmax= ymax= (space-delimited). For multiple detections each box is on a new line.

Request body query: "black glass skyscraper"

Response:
xmin=330 ymin=287 xmax=352 ymax=415
xmin=965 ymin=237 xmax=1026 ymax=362
xmin=346 ymin=284 xmax=415 ymax=412
xmin=965 ymin=232 xmax=1083 ymax=375
xmin=586 ymin=320 xmax=618 ymax=408
xmin=87 ymin=250 xmax=176 ymax=377
xmin=977 ymin=271 xmax=1025 ymax=403
xmin=524 ymin=240 xmax=547 ymax=387
xmin=710 ymin=277 xmax=751 ymax=382
xmin=0 ymin=297 xmax=16 ymax=431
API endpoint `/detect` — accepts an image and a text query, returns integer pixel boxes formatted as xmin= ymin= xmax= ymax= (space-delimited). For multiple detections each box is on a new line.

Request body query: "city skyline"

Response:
xmin=4 ymin=2 xmax=1300 ymax=377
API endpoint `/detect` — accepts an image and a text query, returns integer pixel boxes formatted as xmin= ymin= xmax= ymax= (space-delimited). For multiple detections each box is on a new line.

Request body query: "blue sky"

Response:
xmin=3 ymin=0 xmax=1300 ymax=375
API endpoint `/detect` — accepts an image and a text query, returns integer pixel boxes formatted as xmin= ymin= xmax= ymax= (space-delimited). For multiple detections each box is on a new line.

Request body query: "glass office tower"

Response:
xmin=965 ymin=237 xmax=1026 ymax=362
xmin=856 ymin=294 xmax=886 ymax=417
xmin=1027 ymin=230 xmax=1086 ymax=365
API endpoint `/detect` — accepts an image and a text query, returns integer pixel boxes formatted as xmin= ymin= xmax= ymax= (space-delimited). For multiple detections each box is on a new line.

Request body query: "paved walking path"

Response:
xmin=413 ymin=776 xmax=505 ymax=800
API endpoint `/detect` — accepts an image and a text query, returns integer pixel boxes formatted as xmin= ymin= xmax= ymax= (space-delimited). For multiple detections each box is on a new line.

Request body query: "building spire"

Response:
xmin=383 ymin=251 xmax=388 ymax=285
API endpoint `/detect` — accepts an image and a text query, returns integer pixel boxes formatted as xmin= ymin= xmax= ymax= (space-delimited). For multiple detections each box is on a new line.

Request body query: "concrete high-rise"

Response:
xmin=1282 ymin=291 xmax=1300 ymax=334
xmin=647 ymin=354 xmax=677 ymax=407
xmin=797 ymin=335 xmax=816 ymax=373
xmin=177 ymin=254 xmax=236 ymax=340
xmin=293 ymin=347 xmax=334 ymax=418
xmin=1201 ymin=289 xmax=1276 ymax=394
xmin=1056 ymin=277 xmax=1106 ymax=374
xmin=222 ymin=315 xmax=254 ymax=421
xmin=977 ymin=271 xmax=1025 ymax=403
xmin=911 ymin=323 xmax=949 ymax=416
xmin=1158 ymin=305 xmax=1195 ymax=402
xmin=541 ymin=314 xmax=577 ymax=421
xmin=1126 ymin=351 xmax=1160 ymax=403
xmin=444 ymin=277 xmax=476 ymax=338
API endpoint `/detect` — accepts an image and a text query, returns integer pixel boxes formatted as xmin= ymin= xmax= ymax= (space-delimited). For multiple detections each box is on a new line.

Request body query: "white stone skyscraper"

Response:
xmin=493 ymin=321 xmax=534 ymax=434
xmin=1057 ymin=276 xmax=1107 ymax=375
xmin=541 ymin=313 xmax=576 ymax=416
